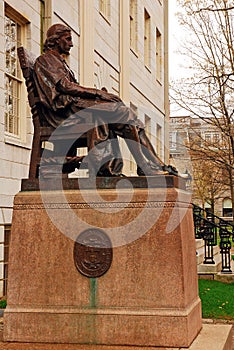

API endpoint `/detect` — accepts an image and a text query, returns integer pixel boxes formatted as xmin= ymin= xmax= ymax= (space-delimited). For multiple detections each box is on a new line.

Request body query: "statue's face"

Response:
xmin=57 ymin=31 xmax=73 ymax=55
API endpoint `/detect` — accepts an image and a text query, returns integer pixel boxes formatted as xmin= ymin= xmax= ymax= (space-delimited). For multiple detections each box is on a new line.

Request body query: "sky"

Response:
xmin=168 ymin=1 xmax=191 ymax=116
xmin=168 ymin=1 xmax=184 ymax=80
xmin=168 ymin=2 xmax=182 ymax=115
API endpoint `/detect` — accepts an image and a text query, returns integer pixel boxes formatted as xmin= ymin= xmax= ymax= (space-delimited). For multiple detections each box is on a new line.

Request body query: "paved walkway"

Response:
xmin=203 ymin=319 xmax=234 ymax=349
xmin=0 ymin=320 xmax=232 ymax=350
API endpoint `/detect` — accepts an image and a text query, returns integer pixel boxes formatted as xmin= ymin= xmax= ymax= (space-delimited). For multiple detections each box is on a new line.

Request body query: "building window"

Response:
xmin=4 ymin=14 xmax=22 ymax=136
xmin=130 ymin=102 xmax=138 ymax=115
xmin=129 ymin=154 xmax=135 ymax=173
xmin=40 ymin=0 xmax=53 ymax=52
xmin=213 ymin=133 xmax=220 ymax=144
xmin=145 ymin=115 xmax=151 ymax=140
xmin=156 ymin=123 xmax=162 ymax=157
xmin=144 ymin=9 xmax=150 ymax=68
xmin=129 ymin=103 xmax=138 ymax=173
xmin=156 ymin=28 xmax=162 ymax=81
xmin=222 ymin=198 xmax=233 ymax=218
xmin=99 ymin=0 xmax=110 ymax=21
xmin=1 ymin=226 xmax=11 ymax=297
xmin=4 ymin=225 xmax=11 ymax=296
xmin=40 ymin=0 xmax=45 ymax=51
xmin=204 ymin=133 xmax=211 ymax=143
xmin=130 ymin=0 xmax=137 ymax=53
xmin=169 ymin=132 xmax=177 ymax=150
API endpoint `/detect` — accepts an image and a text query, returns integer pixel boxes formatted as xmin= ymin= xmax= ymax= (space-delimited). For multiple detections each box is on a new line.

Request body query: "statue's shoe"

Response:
xmin=137 ymin=163 xmax=168 ymax=176
xmin=162 ymin=164 xmax=178 ymax=176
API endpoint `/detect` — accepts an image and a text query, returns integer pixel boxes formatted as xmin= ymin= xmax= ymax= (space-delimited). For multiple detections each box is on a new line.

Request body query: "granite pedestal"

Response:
xmin=4 ymin=176 xmax=202 ymax=348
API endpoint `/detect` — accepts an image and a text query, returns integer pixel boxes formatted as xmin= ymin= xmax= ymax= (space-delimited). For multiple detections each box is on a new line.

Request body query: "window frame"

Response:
xmin=156 ymin=123 xmax=162 ymax=157
xmin=145 ymin=114 xmax=151 ymax=140
xmin=130 ymin=0 xmax=138 ymax=54
xmin=1 ymin=225 xmax=11 ymax=297
xmin=4 ymin=5 xmax=29 ymax=146
xmin=99 ymin=0 xmax=111 ymax=23
xmin=156 ymin=27 xmax=162 ymax=82
xmin=144 ymin=8 xmax=151 ymax=69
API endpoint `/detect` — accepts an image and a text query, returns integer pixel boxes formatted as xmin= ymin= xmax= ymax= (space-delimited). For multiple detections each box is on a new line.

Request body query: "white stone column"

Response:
xmin=119 ymin=0 xmax=130 ymax=104
xmin=79 ymin=0 xmax=95 ymax=86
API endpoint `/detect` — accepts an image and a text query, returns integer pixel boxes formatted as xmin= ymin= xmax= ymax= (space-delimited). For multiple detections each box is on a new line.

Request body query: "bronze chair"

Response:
xmin=17 ymin=46 xmax=93 ymax=178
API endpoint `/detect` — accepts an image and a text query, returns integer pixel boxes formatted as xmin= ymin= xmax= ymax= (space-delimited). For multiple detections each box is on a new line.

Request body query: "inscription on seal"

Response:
xmin=74 ymin=228 xmax=113 ymax=278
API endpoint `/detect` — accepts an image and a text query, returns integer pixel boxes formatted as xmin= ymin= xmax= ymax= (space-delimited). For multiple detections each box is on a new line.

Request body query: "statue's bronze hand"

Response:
xmin=98 ymin=91 xmax=121 ymax=102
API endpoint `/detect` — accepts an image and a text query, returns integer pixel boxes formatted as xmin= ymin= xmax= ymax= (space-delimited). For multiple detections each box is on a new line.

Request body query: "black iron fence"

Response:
xmin=193 ymin=204 xmax=234 ymax=273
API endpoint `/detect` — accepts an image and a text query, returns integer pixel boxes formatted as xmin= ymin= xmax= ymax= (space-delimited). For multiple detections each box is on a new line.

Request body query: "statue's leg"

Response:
xmin=119 ymin=124 xmax=168 ymax=176
xmin=138 ymin=129 xmax=178 ymax=176
xmin=91 ymin=104 xmax=170 ymax=176
xmin=98 ymin=105 xmax=167 ymax=176
xmin=97 ymin=130 xmax=124 ymax=176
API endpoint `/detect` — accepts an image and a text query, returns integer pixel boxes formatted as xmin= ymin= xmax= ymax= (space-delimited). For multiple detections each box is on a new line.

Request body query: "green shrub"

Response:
xmin=0 ymin=299 xmax=7 ymax=309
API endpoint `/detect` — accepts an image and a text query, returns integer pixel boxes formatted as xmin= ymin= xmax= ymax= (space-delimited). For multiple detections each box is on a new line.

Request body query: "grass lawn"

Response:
xmin=198 ymin=279 xmax=234 ymax=320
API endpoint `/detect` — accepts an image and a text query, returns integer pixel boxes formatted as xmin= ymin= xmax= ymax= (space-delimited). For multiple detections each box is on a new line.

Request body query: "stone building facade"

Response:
xmin=0 ymin=0 xmax=169 ymax=296
xmin=169 ymin=115 xmax=233 ymax=219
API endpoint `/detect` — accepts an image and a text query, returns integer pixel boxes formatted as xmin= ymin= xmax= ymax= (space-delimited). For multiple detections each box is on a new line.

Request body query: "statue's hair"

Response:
xmin=43 ymin=23 xmax=71 ymax=52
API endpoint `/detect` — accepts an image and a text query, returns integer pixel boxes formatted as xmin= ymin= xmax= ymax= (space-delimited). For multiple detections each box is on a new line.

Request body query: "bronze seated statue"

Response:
xmin=17 ymin=24 xmax=178 ymax=179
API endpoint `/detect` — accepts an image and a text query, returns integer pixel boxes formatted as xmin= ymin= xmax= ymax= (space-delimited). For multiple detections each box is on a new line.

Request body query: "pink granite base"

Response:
xmin=4 ymin=185 xmax=202 ymax=347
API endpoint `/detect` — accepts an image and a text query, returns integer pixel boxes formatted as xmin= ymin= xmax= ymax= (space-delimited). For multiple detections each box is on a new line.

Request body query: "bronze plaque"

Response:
xmin=74 ymin=229 xmax=113 ymax=278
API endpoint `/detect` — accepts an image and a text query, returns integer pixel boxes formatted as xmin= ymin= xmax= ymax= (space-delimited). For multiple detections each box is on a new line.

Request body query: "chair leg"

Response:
xmin=29 ymin=119 xmax=41 ymax=179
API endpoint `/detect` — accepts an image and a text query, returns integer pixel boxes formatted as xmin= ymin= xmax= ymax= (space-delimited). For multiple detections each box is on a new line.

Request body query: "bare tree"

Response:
xmin=190 ymin=147 xmax=228 ymax=213
xmin=171 ymin=0 xmax=234 ymax=217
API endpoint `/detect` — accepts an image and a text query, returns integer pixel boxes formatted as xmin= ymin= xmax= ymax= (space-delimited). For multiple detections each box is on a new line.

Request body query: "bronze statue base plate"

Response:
xmin=21 ymin=175 xmax=186 ymax=191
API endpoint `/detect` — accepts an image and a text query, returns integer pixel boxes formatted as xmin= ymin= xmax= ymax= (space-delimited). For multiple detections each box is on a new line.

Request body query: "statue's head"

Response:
xmin=43 ymin=23 xmax=71 ymax=52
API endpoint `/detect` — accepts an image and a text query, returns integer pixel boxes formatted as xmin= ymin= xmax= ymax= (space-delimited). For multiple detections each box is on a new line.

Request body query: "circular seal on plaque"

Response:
xmin=74 ymin=228 xmax=113 ymax=278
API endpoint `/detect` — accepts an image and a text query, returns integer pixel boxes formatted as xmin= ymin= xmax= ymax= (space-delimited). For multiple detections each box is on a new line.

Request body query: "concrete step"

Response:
xmin=214 ymin=259 xmax=234 ymax=282
xmin=186 ymin=324 xmax=233 ymax=350
xmin=195 ymin=239 xmax=204 ymax=250
xmin=196 ymin=245 xmax=220 ymax=265
xmin=197 ymin=251 xmax=222 ymax=274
